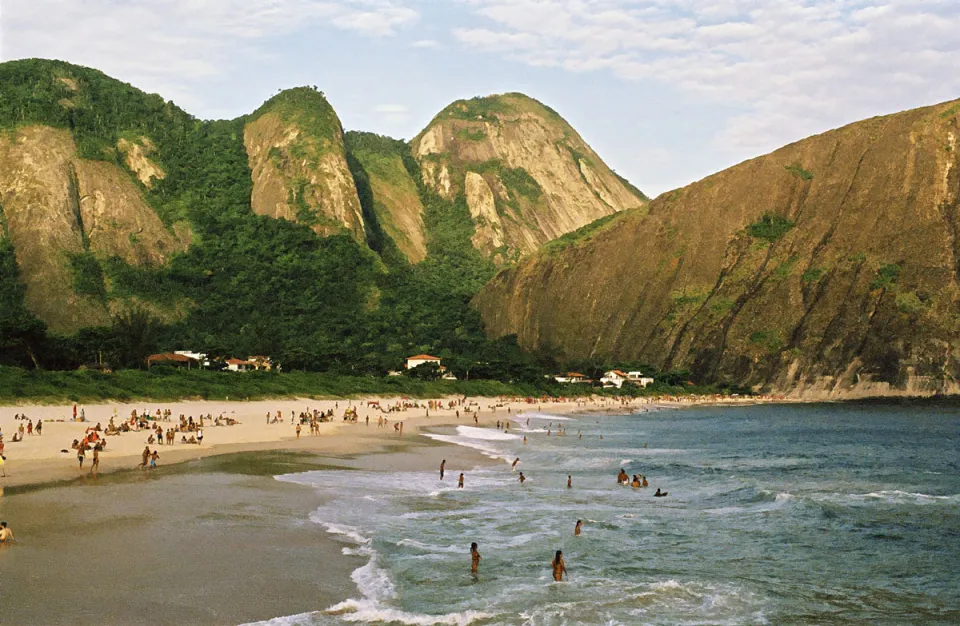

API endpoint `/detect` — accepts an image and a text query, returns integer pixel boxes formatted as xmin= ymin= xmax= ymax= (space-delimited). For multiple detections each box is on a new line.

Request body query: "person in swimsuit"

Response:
xmin=0 ymin=522 xmax=13 ymax=545
xmin=551 ymin=550 xmax=567 ymax=581
xmin=458 ymin=473 xmax=464 ymax=488
xmin=77 ymin=446 xmax=85 ymax=468
xmin=90 ymin=445 xmax=100 ymax=476
xmin=138 ymin=446 xmax=150 ymax=469
xmin=512 ymin=458 xmax=520 ymax=470
xmin=470 ymin=542 xmax=481 ymax=574
xmin=440 ymin=459 xmax=446 ymax=480
xmin=574 ymin=520 xmax=582 ymax=536
xmin=567 ymin=475 xmax=572 ymax=489
xmin=518 ymin=472 xmax=526 ymax=485
xmin=654 ymin=488 xmax=668 ymax=497
xmin=150 ymin=450 xmax=159 ymax=469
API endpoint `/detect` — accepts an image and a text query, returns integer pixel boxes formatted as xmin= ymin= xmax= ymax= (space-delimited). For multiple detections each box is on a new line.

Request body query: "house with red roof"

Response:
xmin=406 ymin=354 xmax=442 ymax=370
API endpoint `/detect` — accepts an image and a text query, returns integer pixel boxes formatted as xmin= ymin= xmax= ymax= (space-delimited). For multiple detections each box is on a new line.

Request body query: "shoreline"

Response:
xmin=0 ymin=394 xmax=788 ymax=491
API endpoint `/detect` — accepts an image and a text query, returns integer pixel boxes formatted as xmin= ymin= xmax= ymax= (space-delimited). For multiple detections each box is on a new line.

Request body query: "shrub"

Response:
xmin=785 ymin=163 xmax=814 ymax=180
xmin=747 ymin=214 xmax=796 ymax=242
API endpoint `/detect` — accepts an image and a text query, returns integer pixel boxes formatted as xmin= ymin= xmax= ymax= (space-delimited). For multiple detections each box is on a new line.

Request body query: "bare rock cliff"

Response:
xmin=474 ymin=99 xmax=960 ymax=398
xmin=245 ymin=88 xmax=365 ymax=240
xmin=412 ymin=94 xmax=645 ymax=261
xmin=0 ymin=126 xmax=185 ymax=331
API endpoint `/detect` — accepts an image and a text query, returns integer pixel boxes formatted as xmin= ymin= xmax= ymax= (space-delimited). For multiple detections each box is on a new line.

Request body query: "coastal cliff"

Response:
xmin=474 ymin=99 xmax=960 ymax=397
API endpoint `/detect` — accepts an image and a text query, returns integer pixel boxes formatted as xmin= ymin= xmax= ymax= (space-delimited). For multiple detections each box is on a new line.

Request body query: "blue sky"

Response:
xmin=3 ymin=0 xmax=959 ymax=196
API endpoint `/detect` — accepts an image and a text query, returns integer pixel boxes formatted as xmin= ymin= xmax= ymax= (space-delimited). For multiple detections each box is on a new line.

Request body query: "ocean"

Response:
xmin=258 ymin=403 xmax=960 ymax=625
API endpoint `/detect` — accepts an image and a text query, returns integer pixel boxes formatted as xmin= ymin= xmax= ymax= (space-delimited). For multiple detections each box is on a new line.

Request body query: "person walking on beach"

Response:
xmin=90 ymin=445 xmax=100 ymax=476
xmin=197 ymin=429 xmax=203 ymax=446
xmin=36 ymin=420 xmax=42 ymax=436
xmin=150 ymin=450 xmax=159 ymax=470
xmin=138 ymin=446 xmax=150 ymax=470
xmin=440 ymin=459 xmax=446 ymax=480
xmin=470 ymin=542 xmax=481 ymax=575
xmin=296 ymin=424 xmax=301 ymax=439
xmin=458 ymin=473 xmax=464 ymax=488
xmin=551 ymin=550 xmax=567 ymax=581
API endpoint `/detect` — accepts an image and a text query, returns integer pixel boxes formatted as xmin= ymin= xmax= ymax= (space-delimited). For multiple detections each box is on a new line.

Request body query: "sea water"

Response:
xmin=259 ymin=403 xmax=960 ymax=625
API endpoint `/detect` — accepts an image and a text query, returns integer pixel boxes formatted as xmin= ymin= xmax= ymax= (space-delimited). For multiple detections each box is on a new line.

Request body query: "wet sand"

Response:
xmin=0 ymin=435 xmax=491 ymax=625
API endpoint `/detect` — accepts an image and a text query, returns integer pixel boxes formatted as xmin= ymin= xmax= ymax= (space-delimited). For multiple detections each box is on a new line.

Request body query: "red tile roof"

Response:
xmin=147 ymin=353 xmax=193 ymax=363
xmin=407 ymin=354 xmax=441 ymax=361
xmin=227 ymin=358 xmax=253 ymax=365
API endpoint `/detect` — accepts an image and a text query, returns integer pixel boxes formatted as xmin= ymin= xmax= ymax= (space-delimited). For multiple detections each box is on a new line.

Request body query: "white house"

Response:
xmin=554 ymin=372 xmax=588 ymax=384
xmin=627 ymin=371 xmax=655 ymax=388
xmin=406 ymin=354 xmax=442 ymax=370
xmin=600 ymin=370 xmax=630 ymax=388
xmin=441 ymin=372 xmax=458 ymax=381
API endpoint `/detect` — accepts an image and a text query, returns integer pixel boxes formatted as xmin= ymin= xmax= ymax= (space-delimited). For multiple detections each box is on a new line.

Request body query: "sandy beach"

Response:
xmin=0 ymin=395 xmax=602 ymax=489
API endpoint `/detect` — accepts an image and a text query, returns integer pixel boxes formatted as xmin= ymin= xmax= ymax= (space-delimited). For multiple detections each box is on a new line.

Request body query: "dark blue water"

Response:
xmin=267 ymin=403 xmax=960 ymax=625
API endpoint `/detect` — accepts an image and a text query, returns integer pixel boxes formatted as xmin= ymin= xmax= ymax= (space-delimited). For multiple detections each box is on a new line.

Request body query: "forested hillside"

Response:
xmin=0 ymin=59 xmax=549 ymax=379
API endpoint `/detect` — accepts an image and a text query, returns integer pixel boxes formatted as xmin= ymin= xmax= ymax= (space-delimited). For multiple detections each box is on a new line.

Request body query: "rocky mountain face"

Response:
xmin=245 ymin=88 xmax=366 ymax=239
xmin=474 ymin=99 xmax=960 ymax=398
xmin=0 ymin=125 xmax=186 ymax=332
xmin=412 ymin=94 xmax=646 ymax=262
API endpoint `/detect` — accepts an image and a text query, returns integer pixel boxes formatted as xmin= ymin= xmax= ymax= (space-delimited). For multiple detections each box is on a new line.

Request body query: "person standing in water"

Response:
xmin=458 ymin=473 xmax=464 ymax=488
xmin=511 ymin=458 xmax=520 ymax=470
xmin=518 ymin=472 xmax=526 ymax=485
xmin=567 ymin=475 xmax=572 ymax=489
xmin=440 ymin=459 xmax=446 ymax=480
xmin=574 ymin=520 xmax=582 ymax=536
xmin=551 ymin=550 xmax=567 ymax=581
xmin=470 ymin=542 xmax=481 ymax=574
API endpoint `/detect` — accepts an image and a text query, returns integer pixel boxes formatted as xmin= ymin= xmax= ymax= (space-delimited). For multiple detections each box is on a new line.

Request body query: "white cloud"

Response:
xmin=1 ymin=0 xmax=419 ymax=110
xmin=453 ymin=0 xmax=960 ymax=157
xmin=412 ymin=39 xmax=441 ymax=48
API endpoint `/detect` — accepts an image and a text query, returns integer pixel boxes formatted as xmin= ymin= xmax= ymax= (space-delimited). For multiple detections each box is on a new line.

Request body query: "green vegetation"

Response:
xmin=940 ymin=103 xmax=960 ymax=119
xmin=540 ymin=212 xmax=625 ymax=255
xmin=785 ymin=163 xmax=814 ymax=180
xmin=749 ymin=329 xmax=783 ymax=352
xmin=772 ymin=255 xmax=799 ymax=280
xmin=747 ymin=213 xmax=796 ymax=242
xmin=612 ymin=171 xmax=649 ymax=202
xmin=455 ymin=128 xmax=487 ymax=142
xmin=250 ymin=87 xmax=340 ymax=155
xmin=0 ymin=366 xmax=556 ymax=403
xmin=499 ymin=166 xmax=542 ymax=200
xmin=870 ymin=263 xmax=901 ymax=290
xmin=802 ymin=267 xmax=825 ymax=283
xmin=0 ymin=239 xmax=47 ymax=368
xmin=442 ymin=96 xmax=510 ymax=122
xmin=68 ymin=252 xmax=107 ymax=299
xmin=895 ymin=291 xmax=926 ymax=314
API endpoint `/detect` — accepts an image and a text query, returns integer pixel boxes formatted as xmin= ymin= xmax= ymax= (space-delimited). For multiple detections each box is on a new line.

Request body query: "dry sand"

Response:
xmin=0 ymin=395 xmax=593 ymax=488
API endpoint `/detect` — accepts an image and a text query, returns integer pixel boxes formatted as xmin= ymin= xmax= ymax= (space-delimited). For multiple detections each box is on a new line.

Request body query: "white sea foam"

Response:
xmin=515 ymin=411 xmax=573 ymax=421
xmin=326 ymin=599 xmax=491 ymax=625
xmin=422 ymin=433 xmax=508 ymax=460
xmin=454 ymin=425 xmax=520 ymax=441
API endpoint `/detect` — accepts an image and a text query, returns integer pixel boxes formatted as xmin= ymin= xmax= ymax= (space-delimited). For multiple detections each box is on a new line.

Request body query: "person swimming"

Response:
xmin=654 ymin=488 xmax=668 ymax=497
xmin=518 ymin=472 xmax=526 ymax=485
xmin=551 ymin=550 xmax=567 ymax=581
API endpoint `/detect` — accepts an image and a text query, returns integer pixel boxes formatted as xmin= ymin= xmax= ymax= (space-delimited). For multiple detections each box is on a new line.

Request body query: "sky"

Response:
xmin=2 ymin=0 xmax=959 ymax=196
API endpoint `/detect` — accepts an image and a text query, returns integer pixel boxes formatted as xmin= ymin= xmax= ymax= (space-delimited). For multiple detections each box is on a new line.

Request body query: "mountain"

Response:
xmin=474 ymin=98 xmax=960 ymax=398
xmin=0 ymin=58 xmax=643 ymax=377
xmin=245 ymin=88 xmax=366 ymax=239
xmin=411 ymin=94 xmax=646 ymax=263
